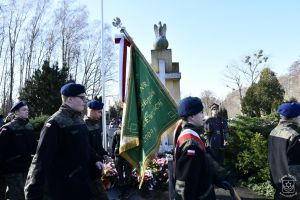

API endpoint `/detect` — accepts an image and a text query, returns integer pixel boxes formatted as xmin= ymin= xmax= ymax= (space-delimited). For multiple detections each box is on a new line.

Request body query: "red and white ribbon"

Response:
xmin=115 ymin=34 xmax=131 ymax=102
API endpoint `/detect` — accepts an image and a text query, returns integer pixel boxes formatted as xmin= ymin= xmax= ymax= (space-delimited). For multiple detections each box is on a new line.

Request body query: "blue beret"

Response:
xmin=87 ymin=100 xmax=104 ymax=110
xmin=60 ymin=83 xmax=86 ymax=97
xmin=278 ymin=102 xmax=300 ymax=118
xmin=178 ymin=96 xmax=203 ymax=117
xmin=11 ymin=100 xmax=27 ymax=112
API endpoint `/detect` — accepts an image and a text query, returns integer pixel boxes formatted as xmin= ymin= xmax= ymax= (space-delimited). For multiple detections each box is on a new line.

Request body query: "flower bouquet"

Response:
xmin=101 ymin=161 xmax=118 ymax=190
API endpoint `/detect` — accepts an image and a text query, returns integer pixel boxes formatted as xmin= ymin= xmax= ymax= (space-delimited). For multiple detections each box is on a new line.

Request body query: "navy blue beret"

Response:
xmin=278 ymin=102 xmax=300 ymax=118
xmin=60 ymin=83 xmax=86 ymax=97
xmin=178 ymin=96 xmax=203 ymax=117
xmin=11 ymin=100 xmax=27 ymax=112
xmin=87 ymin=100 xmax=104 ymax=110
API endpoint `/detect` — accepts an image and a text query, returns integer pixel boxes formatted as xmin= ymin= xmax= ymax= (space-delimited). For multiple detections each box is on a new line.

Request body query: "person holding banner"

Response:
xmin=112 ymin=123 xmax=132 ymax=198
xmin=174 ymin=96 xmax=232 ymax=200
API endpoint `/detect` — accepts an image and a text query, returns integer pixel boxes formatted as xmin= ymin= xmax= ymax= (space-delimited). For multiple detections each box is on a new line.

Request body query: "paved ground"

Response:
xmin=107 ymin=186 xmax=272 ymax=200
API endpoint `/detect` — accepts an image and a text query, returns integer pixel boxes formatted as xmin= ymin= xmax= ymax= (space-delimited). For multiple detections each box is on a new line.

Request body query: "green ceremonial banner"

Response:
xmin=119 ymin=44 xmax=180 ymax=187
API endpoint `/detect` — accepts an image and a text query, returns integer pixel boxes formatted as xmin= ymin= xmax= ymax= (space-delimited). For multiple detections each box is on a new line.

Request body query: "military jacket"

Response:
xmin=25 ymin=104 xmax=100 ymax=200
xmin=111 ymin=129 xmax=121 ymax=157
xmin=174 ymin=123 xmax=218 ymax=200
xmin=268 ymin=120 xmax=300 ymax=195
xmin=84 ymin=117 xmax=108 ymax=161
xmin=0 ymin=118 xmax=37 ymax=174
xmin=204 ymin=116 xmax=229 ymax=149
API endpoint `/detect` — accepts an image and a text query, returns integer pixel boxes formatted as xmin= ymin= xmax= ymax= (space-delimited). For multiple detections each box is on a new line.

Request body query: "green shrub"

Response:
xmin=225 ymin=114 xmax=278 ymax=197
xmin=244 ymin=180 xmax=275 ymax=197
xmin=30 ymin=115 xmax=50 ymax=139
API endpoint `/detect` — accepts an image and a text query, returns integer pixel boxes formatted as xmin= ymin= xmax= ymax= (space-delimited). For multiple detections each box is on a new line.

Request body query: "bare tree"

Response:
xmin=81 ymin=23 xmax=117 ymax=98
xmin=55 ymin=0 xmax=88 ymax=73
xmin=0 ymin=0 xmax=118 ymax=112
xmin=200 ymin=90 xmax=219 ymax=117
xmin=23 ymin=0 xmax=48 ymax=81
xmin=224 ymin=49 xmax=269 ymax=113
xmin=224 ymin=64 xmax=243 ymax=104
xmin=243 ymin=49 xmax=268 ymax=85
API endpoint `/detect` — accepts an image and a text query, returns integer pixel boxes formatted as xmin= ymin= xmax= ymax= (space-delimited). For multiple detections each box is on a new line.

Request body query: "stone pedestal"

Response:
xmin=151 ymin=49 xmax=181 ymax=148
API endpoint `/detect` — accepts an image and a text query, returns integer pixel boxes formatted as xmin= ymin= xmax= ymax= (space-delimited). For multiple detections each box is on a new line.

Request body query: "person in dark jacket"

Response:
xmin=175 ymin=97 xmax=232 ymax=200
xmin=0 ymin=100 xmax=37 ymax=200
xmin=268 ymin=102 xmax=300 ymax=200
xmin=111 ymin=123 xmax=132 ymax=198
xmin=0 ymin=114 xmax=4 ymax=127
xmin=85 ymin=99 xmax=108 ymax=200
xmin=24 ymin=83 xmax=104 ymax=200
xmin=204 ymin=103 xmax=229 ymax=165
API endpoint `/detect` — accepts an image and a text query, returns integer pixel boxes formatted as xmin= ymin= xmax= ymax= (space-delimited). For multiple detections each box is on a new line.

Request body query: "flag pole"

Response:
xmin=101 ymin=0 xmax=107 ymax=150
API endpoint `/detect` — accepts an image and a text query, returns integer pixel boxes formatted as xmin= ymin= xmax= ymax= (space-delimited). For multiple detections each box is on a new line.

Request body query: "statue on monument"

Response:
xmin=154 ymin=21 xmax=169 ymax=50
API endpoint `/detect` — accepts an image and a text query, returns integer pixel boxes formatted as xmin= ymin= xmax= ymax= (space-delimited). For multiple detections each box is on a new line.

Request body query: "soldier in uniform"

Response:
xmin=268 ymin=102 xmax=300 ymax=200
xmin=85 ymin=99 xmax=108 ymax=200
xmin=24 ymin=83 xmax=104 ymax=200
xmin=0 ymin=100 xmax=37 ymax=200
xmin=204 ymin=103 xmax=229 ymax=165
xmin=175 ymin=97 xmax=232 ymax=200
xmin=111 ymin=123 xmax=132 ymax=198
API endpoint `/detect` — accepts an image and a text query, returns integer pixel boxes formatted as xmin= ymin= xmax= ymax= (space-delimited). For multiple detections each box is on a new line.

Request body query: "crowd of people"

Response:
xmin=0 ymin=82 xmax=299 ymax=200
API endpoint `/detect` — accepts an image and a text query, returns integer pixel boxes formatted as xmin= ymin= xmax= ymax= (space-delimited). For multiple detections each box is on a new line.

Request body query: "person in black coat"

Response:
xmin=24 ymin=83 xmax=104 ymax=200
xmin=204 ymin=103 xmax=229 ymax=165
xmin=268 ymin=102 xmax=300 ymax=200
xmin=85 ymin=99 xmax=108 ymax=200
xmin=111 ymin=123 xmax=132 ymax=198
xmin=175 ymin=97 xmax=232 ymax=200
xmin=0 ymin=100 xmax=37 ymax=200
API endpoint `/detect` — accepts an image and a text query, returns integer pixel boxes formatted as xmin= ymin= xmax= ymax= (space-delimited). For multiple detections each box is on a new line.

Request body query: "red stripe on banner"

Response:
xmin=115 ymin=35 xmax=131 ymax=102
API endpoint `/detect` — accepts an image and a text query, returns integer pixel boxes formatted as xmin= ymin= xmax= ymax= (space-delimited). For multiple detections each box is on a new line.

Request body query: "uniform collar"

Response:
xmin=13 ymin=117 xmax=29 ymax=125
xmin=84 ymin=116 xmax=100 ymax=125
xmin=183 ymin=123 xmax=204 ymax=134
xmin=60 ymin=104 xmax=83 ymax=118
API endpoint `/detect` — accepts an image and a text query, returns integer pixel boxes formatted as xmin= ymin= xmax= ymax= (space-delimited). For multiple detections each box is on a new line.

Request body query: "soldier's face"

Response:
xmin=69 ymin=93 xmax=87 ymax=112
xmin=189 ymin=111 xmax=204 ymax=127
xmin=15 ymin=105 xmax=29 ymax=119
xmin=88 ymin=108 xmax=102 ymax=120
xmin=211 ymin=108 xmax=219 ymax=117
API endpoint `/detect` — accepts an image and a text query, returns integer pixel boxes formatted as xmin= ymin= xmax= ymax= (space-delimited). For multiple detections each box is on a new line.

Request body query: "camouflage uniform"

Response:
xmin=0 ymin=118 xmax=37 ymax=200
xmin=268 ymin=120 xmax=300 ymax=200
xmin=24 ymin=104 xmax=101 ymax=200
xmin=85 ymin=117 xmax=108 ymax=200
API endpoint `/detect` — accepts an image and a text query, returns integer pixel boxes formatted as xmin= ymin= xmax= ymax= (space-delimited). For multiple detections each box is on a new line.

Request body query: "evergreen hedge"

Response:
xmin=225 ymin=113 xmax=278 ymax=196
xmin=30 ymin=115 xmax=50 ymax=139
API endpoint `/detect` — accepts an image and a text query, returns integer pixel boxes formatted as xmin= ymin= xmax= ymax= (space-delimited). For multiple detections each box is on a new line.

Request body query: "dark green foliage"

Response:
xmin=19 ymin=61 xmax=69 ymax=117
xmin=219 ymin=106 xmax=228 ymax=119
xmin=284 ymin=97 xmax=298 ymax=103
xmin=108 ymin=101 xmax=122 ymax=121
xmin=30 ymin=115 xmax=50 ymax=138
xmin=225 ymin=114 xmax=278 ymax=196
xmin=241 ymin=84 xmax=261 ymax=117
xmin=241 ymin=68 xmax=284 ymax=117
xmin=256 ymin=68 xmax=284 ymax=114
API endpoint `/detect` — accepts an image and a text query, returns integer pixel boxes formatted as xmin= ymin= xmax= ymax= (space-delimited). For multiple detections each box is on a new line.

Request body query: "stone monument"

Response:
xmin=151 ymin=21 xmax=181 ymax=150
